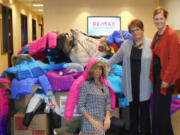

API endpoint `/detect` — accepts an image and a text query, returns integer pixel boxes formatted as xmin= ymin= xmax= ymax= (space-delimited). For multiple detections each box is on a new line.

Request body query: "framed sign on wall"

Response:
xmin=87 ymin=16 xmax=121 ymax=36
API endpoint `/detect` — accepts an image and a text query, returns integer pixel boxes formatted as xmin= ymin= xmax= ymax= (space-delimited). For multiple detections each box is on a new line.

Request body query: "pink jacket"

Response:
xmin=29 ymin=32 xmax=57 ymax=55
xmin=0 ymin=78 xmax=10 ymax=84
xmin=65 ymin=57 xmax=116 ymax=120
xmin=0 ymin=78 xmax=10 ymax=135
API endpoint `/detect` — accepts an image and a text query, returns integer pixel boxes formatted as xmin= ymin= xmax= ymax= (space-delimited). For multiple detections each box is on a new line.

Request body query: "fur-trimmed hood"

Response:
xmin=11 ymin=54 xmax=32 ymax=66
xmin=65 ymin=57 xmax=116 ymax=120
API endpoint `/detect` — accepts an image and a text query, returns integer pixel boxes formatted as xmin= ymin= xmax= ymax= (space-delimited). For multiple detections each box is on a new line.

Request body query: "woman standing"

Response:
xmin=78 ymin=59 xmax=115 ymax=135
xmin=151 ymin=7 xmax=180 ymax=135
xmin=108 ymin=19 xmax=152 ymax=135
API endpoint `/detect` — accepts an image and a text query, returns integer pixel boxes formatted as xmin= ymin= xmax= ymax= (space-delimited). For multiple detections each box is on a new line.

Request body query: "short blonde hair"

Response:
xmin=153 ymin=6 xmax=168 ymax=19
xmin=88 ymin=60 xmax=108 ymax=80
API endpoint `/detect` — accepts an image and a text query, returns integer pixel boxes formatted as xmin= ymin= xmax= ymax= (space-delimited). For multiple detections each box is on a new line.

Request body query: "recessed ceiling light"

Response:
xmin=32 ymin=3 xmax=43 ymax=7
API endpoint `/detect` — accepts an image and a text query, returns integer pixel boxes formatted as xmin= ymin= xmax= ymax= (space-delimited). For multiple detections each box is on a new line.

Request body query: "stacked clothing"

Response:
xmin=0 ymin=78 xmax=10 ymax=135
xmin=171 ymin=95 xmax=180 ymax=114
xmin=23 ymin=86 xmax=61 ymax=129
xmin=98 ymin=30 xmax=132 ymax=57
xmin=47 ymin=63 xmax=83 ymax=92
xmin=70 ymin=29 xmax=105 ymax=66
xmin=1 ymin=55 xmax=67 ymax=99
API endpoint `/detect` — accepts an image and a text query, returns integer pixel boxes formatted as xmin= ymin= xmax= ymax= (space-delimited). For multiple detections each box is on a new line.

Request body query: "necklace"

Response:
xmin=134 ymin=43 xmax=143 ymax=49
xmin=133 ymin=38 xmax=144 ymax=49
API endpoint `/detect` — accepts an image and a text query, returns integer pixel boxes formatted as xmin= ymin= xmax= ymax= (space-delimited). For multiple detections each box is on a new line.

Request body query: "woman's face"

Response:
xmin=154 ymin=13 xmax=167 ymax=31
xmin=93 ymin=66 xmax=103 ymax=80
xmin=130 ymin=27 xmax=144 ymax=41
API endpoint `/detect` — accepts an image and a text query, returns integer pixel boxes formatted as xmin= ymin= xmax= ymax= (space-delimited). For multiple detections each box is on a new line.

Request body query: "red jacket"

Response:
xmin=150 ymin=25 xmax=180 ymax=87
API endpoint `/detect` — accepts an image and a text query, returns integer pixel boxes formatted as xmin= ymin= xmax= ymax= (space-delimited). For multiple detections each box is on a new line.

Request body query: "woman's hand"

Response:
xmin=104 ymin=116 xmax=111 ymax=131
xmin=160 ymin=81 xmax=169 ymax=95
xmin=161 ymin=81 xmax=169 ymax=88
xmin=91 ymin=119 xmax=104 ymax=132
xmin=83 ymin=112 xmax=104 ymax=132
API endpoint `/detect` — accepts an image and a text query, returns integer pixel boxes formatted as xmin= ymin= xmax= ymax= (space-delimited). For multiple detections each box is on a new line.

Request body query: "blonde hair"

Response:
xmin=153 ymin=6 xmax=168 ymax=19
xmin=87 ymin=60 xmax=108 ymax=80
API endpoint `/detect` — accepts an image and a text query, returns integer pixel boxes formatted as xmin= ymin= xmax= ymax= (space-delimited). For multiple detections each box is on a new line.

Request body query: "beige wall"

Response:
xmin=44 ymin=0 xmax=158 ymax=38
xmin=0 ymin=0 xmax=43 ymax=74
xmin=159 ymin=0 xmax=180 ymax=41
xmin=160 ymin=0 xmax=180 ymax=30
xmin=175 ymin=30 xmax=180 ymax=41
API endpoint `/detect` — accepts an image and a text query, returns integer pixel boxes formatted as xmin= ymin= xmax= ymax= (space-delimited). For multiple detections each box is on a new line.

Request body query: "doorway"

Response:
xmin=32 ymin=19 xmax=36 ymax=40
xmin=21 ymin=14 xmax=28 ymax=46
xmin=2 ymin=5 xmax=13 ymax=67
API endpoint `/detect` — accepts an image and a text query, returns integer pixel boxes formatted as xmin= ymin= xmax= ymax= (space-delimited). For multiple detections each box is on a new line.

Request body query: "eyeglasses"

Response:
xmin=130 ymin=27 xmax=141 ymax=33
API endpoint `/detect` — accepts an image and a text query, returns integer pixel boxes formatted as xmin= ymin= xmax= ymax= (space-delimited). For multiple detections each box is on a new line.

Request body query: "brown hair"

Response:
xmin=128 ymin=19 xmax=144 ymax=33
xmin=87 ymin=60 xmax=108 ymax=80
xmin=153 ymin=6 xmax=168 ymax=19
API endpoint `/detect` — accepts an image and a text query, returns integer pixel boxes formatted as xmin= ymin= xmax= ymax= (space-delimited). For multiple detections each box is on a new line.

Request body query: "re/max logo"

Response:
xmin=92 ymin=21 xmax=115 ymax=27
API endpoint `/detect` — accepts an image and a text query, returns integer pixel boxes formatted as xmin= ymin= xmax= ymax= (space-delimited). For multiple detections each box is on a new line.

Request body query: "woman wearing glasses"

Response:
xmin=108 ymin=19 xmax=152 ymax=135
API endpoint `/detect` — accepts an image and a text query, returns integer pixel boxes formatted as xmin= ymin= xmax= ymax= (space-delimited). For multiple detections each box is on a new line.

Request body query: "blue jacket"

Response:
xmin=1 ymin=57 xmax=67 ymax=78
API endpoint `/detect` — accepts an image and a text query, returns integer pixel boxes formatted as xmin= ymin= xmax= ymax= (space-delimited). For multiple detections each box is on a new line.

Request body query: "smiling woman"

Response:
xmin=128 ymin=19 xmax=144 ymax=49
xmin=108 ymin=19 xmax=152 ymax=135
xmin=151 ymin=6 xmax=180 ymax=135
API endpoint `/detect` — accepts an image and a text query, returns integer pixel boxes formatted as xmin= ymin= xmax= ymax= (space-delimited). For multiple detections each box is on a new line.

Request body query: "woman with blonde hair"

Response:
xmin=151 ymin=6 xmax=180 ymax=135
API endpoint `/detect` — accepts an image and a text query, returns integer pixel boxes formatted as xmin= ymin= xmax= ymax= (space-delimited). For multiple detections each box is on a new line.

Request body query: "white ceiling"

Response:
xmin=16 ymin=0 xmax=44 ymax=16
